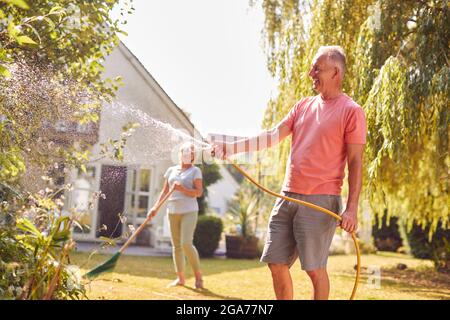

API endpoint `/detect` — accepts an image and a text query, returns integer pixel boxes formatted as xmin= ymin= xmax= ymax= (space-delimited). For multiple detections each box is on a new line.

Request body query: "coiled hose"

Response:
xmin=222 ymin=157 xmax=361 ymax=300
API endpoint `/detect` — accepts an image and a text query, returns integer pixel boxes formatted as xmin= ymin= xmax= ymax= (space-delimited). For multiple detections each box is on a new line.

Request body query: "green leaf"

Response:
xmin=16 ymin=218 xmax=41 ymax=237
xmin=3 ymin=0 xmax=29 ymax=9
xmin=16 ymin=35 xmax=37 ymax=45
xmin=49 ymin=5 xmax=64 ymax=14
xmin=7 ymin=21 xmax=18 ymax=38
xmin=52 ymin=230 xmax=70 ymax=242
xmin=114 ymin=148 xmax=123 ymax=161
xmin=99 ymin=236 xmax=116 ymax=246
xmin=43 ymin=16 xmax=55 ymax=30
xmin=0 ymin=64 xmax=11 ymax=77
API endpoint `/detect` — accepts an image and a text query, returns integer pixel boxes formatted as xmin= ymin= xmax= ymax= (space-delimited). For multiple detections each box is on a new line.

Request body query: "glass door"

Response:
xmin=124 ymin=166 xmax=154 ymax=243
xmin=69 ymin=164 xmax=100 ymax=241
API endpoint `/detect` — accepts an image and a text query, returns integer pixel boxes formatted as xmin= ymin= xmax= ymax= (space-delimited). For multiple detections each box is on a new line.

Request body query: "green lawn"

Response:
xmin=71 ymin=251 xmax=450 ymax=300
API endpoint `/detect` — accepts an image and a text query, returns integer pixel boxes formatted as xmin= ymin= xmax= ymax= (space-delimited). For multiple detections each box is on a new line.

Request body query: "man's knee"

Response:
xmin=268 ymin=263 xmax=289 ymax=276
xmin=306 ymin=268 xmax=327 ymax=280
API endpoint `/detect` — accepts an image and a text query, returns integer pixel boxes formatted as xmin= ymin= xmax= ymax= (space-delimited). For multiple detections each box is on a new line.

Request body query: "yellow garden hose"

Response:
xmin=225 ymin=159 xmax=361 ymax=300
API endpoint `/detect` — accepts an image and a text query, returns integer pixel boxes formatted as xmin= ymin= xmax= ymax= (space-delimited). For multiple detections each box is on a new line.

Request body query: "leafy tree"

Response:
xmin=196 ymin=162 xmax=222 ymax=214
xmin=1 ymin=0 xmax=134 ymax=180
xmin=0 ymin=0 xmax=134 ymax=299
xmin=251 ymin=0 xmax=448 ymax=237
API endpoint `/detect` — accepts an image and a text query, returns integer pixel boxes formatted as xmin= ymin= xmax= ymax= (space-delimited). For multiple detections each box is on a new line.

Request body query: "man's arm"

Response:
xmin=212 ymin=121 xmax=292 ymax=159
xmin=340 ymin=144 xmax=364 ymax=233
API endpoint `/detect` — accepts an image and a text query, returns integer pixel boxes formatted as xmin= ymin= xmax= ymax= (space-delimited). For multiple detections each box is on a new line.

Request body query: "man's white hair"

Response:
xmin=316 ymin=45 xmax=346 ymax=77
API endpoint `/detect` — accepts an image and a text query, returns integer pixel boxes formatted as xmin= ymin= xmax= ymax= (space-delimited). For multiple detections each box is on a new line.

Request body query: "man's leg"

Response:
xmin=261 ymin=192 xmax=298 ymax=300
xmin=293 ymin=194 xmax=342 ymax=300
xmin=306 ymin=268 xmax=330 ymax=300
xmin=268 ymin=263 xmax=293 ymax=300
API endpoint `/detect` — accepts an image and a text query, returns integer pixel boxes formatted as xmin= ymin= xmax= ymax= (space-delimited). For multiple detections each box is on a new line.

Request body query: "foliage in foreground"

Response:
xmin=0 ymin=0 xmax=134 ymax=299
xmin=0 ymin=184 xmax=85 ymax=299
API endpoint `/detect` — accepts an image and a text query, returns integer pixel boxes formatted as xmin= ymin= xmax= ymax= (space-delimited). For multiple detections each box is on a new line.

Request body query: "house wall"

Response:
xmin=207 ymin=166 xmax=239 ymax=216
xmin=70 ymin=43 xmax=202 ymax=246
xmin=66 ymin=43 xmax=242 ymax=249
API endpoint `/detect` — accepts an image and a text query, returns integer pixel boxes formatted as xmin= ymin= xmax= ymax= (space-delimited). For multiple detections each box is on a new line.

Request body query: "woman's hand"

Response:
xmin=173 ymin=182 xmax=186 ymax=192
xmin=147 ymin=207 xmax=158 ymax=219
xmin=173 ymin=181 xmax=201 ymax=198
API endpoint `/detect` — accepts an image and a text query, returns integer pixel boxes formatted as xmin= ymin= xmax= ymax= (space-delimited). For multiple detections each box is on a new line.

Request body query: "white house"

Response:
xmin=206 ymin=165 xmax=240 ymax=216
xmin=64 ymin=42 xmax=207 ymax=249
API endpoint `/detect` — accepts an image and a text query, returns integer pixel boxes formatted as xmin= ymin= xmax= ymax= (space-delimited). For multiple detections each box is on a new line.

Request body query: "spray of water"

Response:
xmin=104 ymin=101 xmax=212 ymax=164
xmin=1 ymin=60 xmax=214 ymax=192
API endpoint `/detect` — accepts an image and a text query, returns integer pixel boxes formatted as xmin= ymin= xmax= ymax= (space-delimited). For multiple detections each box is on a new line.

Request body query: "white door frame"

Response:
xmin=123 ymin=164 xmax=155 ymax=241
xmin=68 ymin=163 xmax=102 ymax=242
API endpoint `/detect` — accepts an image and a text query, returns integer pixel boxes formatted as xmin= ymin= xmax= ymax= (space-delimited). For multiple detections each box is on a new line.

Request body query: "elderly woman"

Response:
xmin=147 ymin=142 xmax=204 ymax=289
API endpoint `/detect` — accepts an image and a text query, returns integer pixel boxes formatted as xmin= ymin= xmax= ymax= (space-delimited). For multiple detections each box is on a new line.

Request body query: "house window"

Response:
xmin=125 ymin=167 xmax=153 ymax=223
xmin=72 ymin=166 xmax=97 ymax=234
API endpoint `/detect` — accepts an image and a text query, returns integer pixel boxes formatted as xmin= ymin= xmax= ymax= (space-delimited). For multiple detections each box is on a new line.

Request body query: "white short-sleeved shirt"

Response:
xmin=164 ymin=165 xmax=203 ymax=214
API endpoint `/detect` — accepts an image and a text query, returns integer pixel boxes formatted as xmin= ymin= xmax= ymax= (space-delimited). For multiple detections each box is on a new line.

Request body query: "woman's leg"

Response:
xmin=168 ymin=213 xmax=185 ymax=285
xmin=180 ymin=211 xmax=202 ymax=287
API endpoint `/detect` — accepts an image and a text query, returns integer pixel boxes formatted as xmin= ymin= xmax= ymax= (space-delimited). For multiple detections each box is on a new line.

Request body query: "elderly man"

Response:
xmin=212 ymin=46 xmax=366 ymax=300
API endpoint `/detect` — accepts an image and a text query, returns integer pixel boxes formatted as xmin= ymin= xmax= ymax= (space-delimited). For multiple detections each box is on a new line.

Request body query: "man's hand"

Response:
xmin=211 ymin=142 xmax=232 ymax=160
xmin=338 ymin=207 xmax=358 ymax=234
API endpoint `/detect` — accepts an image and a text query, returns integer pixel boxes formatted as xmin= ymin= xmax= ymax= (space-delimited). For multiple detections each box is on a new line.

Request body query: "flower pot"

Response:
xmin=225 ymin=234 xmax=260 ymax=259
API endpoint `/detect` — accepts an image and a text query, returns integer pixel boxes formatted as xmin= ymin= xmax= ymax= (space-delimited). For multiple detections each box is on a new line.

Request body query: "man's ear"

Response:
xmin=332 ymin=67 xmax=339 ymax=79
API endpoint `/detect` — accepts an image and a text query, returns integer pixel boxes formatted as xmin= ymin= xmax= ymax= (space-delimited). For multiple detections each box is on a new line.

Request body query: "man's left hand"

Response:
xmin=338 ymin=208 xmax=358 ymax=234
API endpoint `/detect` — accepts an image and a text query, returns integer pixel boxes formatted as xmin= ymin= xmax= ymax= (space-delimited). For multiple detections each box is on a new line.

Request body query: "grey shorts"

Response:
xmin=260 ymin=192 xmax=342 ymax=271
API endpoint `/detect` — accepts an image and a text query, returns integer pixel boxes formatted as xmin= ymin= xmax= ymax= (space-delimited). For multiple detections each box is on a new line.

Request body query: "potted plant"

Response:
xmin=225 ymin=188 xmax=261 ymax=259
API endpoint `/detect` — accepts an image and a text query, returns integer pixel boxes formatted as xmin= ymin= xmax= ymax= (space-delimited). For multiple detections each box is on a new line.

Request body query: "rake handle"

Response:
xmin=119 ymin=187 xmax=175 ymax=253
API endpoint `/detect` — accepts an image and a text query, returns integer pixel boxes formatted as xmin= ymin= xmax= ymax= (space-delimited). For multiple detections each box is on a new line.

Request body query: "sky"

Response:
xmin=111 ymin=0 xmax=278 ymax=138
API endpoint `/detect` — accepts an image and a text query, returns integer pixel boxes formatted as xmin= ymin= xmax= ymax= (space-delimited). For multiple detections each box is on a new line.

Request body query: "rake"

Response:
xmin=83 ymin=187 xmax=174 ymax=279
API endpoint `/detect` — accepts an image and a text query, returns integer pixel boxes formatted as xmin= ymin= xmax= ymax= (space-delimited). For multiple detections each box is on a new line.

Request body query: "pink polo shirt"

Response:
xmin=280 ymin=93 xmax=366 ymax=195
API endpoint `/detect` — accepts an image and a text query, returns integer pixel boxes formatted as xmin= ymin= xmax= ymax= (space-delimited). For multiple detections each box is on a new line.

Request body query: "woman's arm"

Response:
xmin=147 ymin=180 xmax=170 ymax=217
xmin=174 ymin=178 xmax=203 ymax=198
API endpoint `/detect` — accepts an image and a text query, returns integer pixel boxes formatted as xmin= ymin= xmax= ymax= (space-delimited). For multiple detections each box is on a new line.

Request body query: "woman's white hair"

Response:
xmin=179 ymin=141 xmax=195 ymax=153
xmin=178 ymin=141 xmax=196 ymax=164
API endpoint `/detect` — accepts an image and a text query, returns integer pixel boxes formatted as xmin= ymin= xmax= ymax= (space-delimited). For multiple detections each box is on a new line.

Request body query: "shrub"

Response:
xmin=193 ymin=215 xmax=223 ymax=258
xmin=226 ymin=184 xmax=259 ymax=238
xmin=358 ymin=239 xmax=378 ymax=254
xmin=372 ymin=214 xmax=403 ymax=252
xmin=405 ymin=223 xmax=450 ymax=273
xmin=0 ymin=185 xmax=86 ymax=300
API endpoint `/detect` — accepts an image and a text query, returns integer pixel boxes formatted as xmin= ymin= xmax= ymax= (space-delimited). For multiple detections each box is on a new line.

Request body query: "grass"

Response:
xmin=71 ymin=251 xmax=450 ymax=300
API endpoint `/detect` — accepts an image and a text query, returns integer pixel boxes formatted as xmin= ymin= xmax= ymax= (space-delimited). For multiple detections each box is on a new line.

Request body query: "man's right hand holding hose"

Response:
xmin=211 ymin=142 xmax=233 ymax=160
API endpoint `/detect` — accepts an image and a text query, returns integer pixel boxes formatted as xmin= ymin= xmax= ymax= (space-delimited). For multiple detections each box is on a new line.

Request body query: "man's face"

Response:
xmin=308 ymin=54 xmax=337 ymax=93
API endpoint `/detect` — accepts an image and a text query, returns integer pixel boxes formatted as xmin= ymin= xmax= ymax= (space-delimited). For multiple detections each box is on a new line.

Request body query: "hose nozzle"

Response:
xmin=200 ymin=145 xmax=216 ymax=162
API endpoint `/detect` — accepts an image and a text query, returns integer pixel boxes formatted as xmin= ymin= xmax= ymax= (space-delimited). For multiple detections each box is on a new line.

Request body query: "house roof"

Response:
xmin=117 ymin=41 xmax=204 ymax=141
xmin=115 ymin=42 xmax=240 ymax=183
